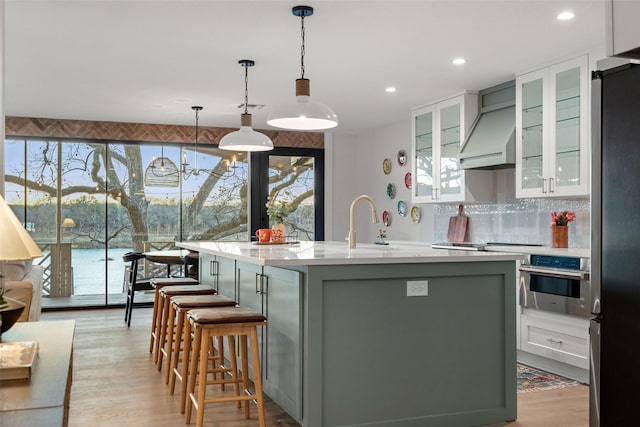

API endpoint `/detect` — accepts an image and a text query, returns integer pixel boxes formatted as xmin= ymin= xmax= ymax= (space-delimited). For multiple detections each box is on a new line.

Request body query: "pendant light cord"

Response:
xmin=300 ymin=13 xmax=306 ymax=79
xmin=192 ymin=106 xmax=203 ymax=172
xmin=244 ymin=63 xmax=249 ymax=115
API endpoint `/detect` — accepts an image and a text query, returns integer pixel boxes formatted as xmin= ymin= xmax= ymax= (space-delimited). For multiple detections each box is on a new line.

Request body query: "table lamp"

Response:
xmin=0 ymin=194 xmax=43 ymax=334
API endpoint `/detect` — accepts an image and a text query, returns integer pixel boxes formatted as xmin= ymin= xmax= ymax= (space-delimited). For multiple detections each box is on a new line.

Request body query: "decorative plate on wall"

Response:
xmin=382 ymin=210 xmax=391 ymax=226
xmin=397 ymin=200 xmax=407 ymax=217
xmin=405 ymin=172 xmax=412 ymax=189
xmin=387 ymin=183 xmax=396 ymax=199
xmin=383 ymin=158 xmax=392 ymax=175
xmin=397 ymin=149 xmax=407 ymax=166
xmin=411 ymin=206 xmax=421 ymax=223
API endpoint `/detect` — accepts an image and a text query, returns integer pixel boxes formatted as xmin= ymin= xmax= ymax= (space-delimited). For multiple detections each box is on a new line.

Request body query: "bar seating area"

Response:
xmin=144 ymin=271 xmax=267 ymax=426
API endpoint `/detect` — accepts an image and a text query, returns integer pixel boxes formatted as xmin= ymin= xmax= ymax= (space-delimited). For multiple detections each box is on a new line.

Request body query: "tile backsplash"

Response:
xmin=433 ymin=198 xmax=591 ymax=248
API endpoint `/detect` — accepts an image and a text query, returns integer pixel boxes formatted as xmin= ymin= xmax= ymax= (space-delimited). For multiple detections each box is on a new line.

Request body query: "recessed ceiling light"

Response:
xmin=386 ymin=87 xmax=397 ymax=93
xmin=452 ymin=58 xmax=466 ymax=65
xmin=557 ymin=11 xmax=575 ymax=20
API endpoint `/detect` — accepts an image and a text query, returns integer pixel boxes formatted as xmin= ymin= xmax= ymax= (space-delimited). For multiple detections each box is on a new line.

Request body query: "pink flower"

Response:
xmin=551 ymin=211 xmax=576 ymax=226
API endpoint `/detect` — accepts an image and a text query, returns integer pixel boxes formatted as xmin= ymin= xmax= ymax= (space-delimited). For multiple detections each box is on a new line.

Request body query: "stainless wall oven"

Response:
xmin=519 ymin=254 xmax=591 ymax=318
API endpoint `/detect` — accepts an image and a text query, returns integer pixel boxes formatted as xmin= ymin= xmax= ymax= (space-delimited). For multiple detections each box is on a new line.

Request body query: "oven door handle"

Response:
xmin=518 ymin=265 xmax=589 ymax=280
xmin=519 ymin=275 xmax=527 ymax=308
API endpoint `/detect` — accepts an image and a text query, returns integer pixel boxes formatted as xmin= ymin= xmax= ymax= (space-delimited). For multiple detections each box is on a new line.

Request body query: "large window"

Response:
xmin=4 ymin=138 xmax=323 ymax=308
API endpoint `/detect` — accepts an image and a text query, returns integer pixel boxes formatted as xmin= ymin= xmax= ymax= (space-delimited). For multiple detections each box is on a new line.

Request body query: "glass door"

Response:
xmin=438 ymin=100 xmax=463 ymax=199
xmin=521 ymin=76 xmax=545 ymax=191
xmin=412 ymin=105 xmax=435 ymax=202
xmin=549 ymin=56 xmax=589 ymax=196
xmin=252 ymin=148 xmax=324 ymax=241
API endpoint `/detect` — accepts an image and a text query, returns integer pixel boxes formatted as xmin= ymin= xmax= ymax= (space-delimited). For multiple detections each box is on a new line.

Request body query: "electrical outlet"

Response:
xmin=407 ymin=280 xmax=428 ymax=296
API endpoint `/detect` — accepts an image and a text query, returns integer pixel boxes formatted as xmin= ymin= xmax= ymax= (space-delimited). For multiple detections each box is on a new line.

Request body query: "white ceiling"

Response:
xmin=4 ymin=0 xmax=607 ymax=136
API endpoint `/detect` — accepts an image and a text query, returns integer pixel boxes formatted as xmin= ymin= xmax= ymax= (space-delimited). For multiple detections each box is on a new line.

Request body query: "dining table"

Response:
xmin=143 ymin=249 xmax=197 ymax=277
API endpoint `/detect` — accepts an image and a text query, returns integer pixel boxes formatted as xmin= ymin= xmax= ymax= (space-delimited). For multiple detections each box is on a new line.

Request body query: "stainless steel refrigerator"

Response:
xmin=591 ymin=62 xmax=640 ymax=427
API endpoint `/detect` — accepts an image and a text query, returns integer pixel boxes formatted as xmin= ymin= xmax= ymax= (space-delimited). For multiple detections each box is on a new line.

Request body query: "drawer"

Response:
xmin=520 ymin=309 xmax=589 ymax=369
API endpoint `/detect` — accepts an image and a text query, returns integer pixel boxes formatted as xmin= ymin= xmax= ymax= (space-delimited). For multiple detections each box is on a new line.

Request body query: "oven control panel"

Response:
xmin=530 ymin=255 xmax=581 ymax=270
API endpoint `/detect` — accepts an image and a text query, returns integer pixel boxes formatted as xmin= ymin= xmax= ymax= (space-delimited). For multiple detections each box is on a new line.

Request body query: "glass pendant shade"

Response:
xmin=219 ymin=113 xmax=274 ymax=152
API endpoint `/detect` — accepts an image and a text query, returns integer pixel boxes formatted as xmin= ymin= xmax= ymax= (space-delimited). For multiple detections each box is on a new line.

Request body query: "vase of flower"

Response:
xmin=266 ymin=194 xmax=291 ymax=243
xmin=551 ymin=225 xmax=568 ymax=248
xmin=271 ymin=222 xmax=286 ymax=243
xmin=550 ymin=210 xmax=575 ymax=248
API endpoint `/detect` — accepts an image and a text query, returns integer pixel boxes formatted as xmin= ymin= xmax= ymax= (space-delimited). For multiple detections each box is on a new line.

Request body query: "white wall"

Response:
xmin=329 ymin=119 xmax=435 ymax=244
xmin=324 ymin=132 xmax=359 ymax=241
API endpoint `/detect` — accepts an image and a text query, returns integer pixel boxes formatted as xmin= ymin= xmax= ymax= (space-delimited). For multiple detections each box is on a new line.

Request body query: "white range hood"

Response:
xmin=458 ymin=80 xmax=515 ymax=170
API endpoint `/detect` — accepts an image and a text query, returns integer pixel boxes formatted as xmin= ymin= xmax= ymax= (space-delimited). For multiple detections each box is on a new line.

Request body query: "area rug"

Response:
xmin=517 ymin=364 xmax=582 ymax=393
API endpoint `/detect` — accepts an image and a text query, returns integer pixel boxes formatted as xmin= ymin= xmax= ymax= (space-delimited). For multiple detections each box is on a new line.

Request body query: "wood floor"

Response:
xmin=40 ymin=308 xmax=589 ymax=427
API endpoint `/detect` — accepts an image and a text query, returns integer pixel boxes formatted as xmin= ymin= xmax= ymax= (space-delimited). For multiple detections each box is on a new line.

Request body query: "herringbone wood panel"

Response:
xmin=6 ymin=116 xmax=324 ymax=148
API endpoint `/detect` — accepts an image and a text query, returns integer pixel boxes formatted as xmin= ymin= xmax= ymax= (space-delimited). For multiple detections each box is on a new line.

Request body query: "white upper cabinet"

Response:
xmin=411 ymin=93 xmax=492 ymax=203
xmin=516 ymin=55 xmax=590 ymax=198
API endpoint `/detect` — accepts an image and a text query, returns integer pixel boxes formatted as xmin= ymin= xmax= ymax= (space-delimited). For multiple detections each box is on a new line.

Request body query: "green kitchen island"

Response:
xmin=177 ymin=240 xmax=520 ymax=427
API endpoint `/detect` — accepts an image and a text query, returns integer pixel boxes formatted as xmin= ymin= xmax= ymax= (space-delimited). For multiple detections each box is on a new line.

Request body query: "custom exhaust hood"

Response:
xmin=458 ymin=80 xmax=515 ymax=170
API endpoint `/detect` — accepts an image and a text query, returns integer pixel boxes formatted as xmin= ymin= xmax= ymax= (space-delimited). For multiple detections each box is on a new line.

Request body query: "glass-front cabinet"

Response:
xmin=412 ymin=92 xmax=492 ymax=203
xmin=515 ymin=55 xmax=589 ymax=198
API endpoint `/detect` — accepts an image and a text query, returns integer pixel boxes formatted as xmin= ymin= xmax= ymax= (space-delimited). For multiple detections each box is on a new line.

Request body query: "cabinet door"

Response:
xmin=516 ymin=55 xmax=590 ymax=198
xmin=199 ymin=253 xmax=217 ymax=289
xmin=411 ymin=104 xmax=436 ymax=203
xmin=437 ymin=96 xmax=466 ymax=202
xmin=263 ymin=266 xmax=302 ymax=420
xmin=216 ymin=256 xmax=236 ymax=301
xmin=236 ymin=261 xmax=265 ymax=378
xmin=516 ymin=68 xmax=548 ymax=197
xmin=520 ymin=309 xmax=589 ymax=369
xmin=548 ymin=56 xmax=589 ymax=196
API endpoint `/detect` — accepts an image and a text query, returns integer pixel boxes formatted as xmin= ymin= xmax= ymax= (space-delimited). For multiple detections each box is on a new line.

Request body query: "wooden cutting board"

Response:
xmin=447 ymin=204 xmax=468 ymax=243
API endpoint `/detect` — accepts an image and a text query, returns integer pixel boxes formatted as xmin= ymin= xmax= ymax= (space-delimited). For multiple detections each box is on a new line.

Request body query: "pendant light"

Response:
xmin=219 ymin=59 xmax=274 ymax=152
xmin=266 ymin=5 xmax=338 ymax=131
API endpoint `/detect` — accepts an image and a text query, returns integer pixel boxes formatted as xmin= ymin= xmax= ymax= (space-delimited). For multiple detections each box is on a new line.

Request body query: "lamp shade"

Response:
xmin=62 ymin=218 xmax=76 ymax=228
xmin=219 ymin=113 xmax=273 ymax=152
xmin=0 ymin=195 xmax=43 ymax=261
xmin=219 ymin=127 xmax=274 ymax=152
xmin=267 ymin=95 xmax=338 ymax=131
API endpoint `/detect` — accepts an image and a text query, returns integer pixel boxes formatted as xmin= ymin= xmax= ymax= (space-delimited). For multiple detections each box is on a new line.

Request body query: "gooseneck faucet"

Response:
xmin=348 ymin=194 xmax=379 ymax=249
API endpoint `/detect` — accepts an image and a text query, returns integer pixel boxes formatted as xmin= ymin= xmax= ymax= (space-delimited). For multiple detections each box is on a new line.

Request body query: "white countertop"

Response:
xmin=176 ymin=240 xmax=522 ymax=267
xmin=387 ymin=240 xmax=591 ymax=259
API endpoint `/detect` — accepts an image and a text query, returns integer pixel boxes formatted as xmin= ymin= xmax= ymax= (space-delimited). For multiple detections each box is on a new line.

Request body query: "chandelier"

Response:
xmin=180 ymin=106 xmax=237 ymax=180
xmin=144 ymin=146 xmax=180 ymax=187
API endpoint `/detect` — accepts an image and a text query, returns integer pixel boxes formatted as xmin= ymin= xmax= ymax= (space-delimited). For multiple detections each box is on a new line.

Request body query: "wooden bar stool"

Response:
xmin=166 ymin=294 xmax=237 ymax=413
xmin=185 ymin=306 xmax=267 ymax=427
xmin=156 ymin=284 xmax=216 ymax=368
xmin=149 ymin=277 xmax=199 ymax=356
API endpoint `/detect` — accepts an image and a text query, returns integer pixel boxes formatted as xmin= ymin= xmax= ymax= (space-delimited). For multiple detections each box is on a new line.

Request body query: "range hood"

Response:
xmin=458 ymin=80 xmax=515 ymax=170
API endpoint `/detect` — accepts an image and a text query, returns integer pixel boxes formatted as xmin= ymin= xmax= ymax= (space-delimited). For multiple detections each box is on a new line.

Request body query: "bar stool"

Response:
xmin=166 ymin=294 xmax=237 ymax=413
xmin=185 ymin=306 xmax=267 ymax=427
xmin=149 ymin=277 xmax=199 ymax=356
xmin=156 ymin=284 xmax=217 ymax=368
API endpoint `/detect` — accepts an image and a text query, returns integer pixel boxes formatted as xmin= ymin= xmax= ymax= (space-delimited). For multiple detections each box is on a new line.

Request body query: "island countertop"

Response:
xmin=176 ymin=240 xmax=521 ymax=267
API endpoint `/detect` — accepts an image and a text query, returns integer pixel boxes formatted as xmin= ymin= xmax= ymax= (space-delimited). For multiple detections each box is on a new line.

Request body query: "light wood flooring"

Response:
xmin=40 ymin=308 xmax=589 ymax=427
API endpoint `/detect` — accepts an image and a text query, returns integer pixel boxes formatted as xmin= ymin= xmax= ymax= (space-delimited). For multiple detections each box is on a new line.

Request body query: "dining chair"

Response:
xmin=122 ymin=252 xmax=155 ymax=327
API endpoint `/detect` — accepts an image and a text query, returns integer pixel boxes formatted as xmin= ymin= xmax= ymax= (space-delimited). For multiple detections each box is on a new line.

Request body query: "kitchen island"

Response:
xmin=177 ymin=241 xmax=520 ymax=427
